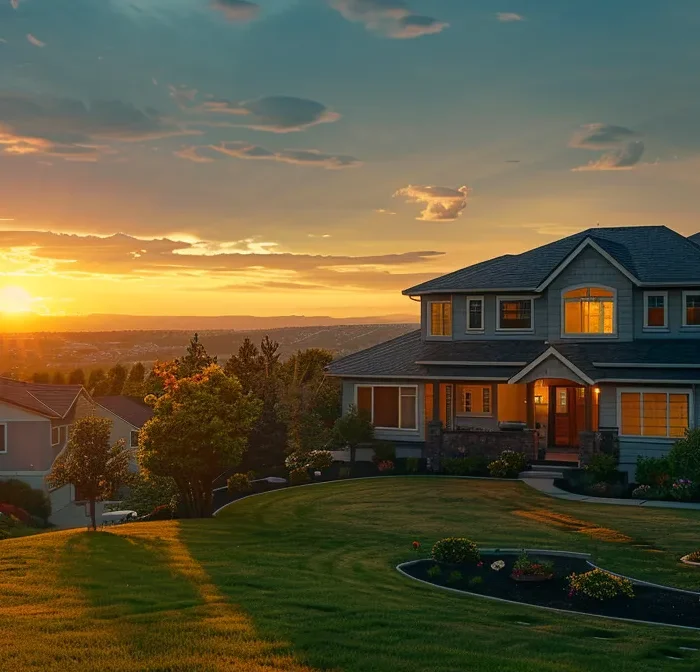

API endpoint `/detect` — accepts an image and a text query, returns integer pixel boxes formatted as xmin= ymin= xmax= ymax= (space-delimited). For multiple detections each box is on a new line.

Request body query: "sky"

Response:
xmin=1 ymin=0 xmax=700 ymax=319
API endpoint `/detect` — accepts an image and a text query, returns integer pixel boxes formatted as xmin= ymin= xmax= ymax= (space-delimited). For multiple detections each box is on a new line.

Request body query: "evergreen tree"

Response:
xmin=87 ymin=368 xmax=106 ymax=394
xmin=68 ymin=368 xmax=86 ymax=386
xmin=32 ymin=372 xmax=50 ymax=384
xmin=176 ymin=333 xmax=216 ymax=379
xmin=122 ymin=362 xmax=147 ymax=397
xmin=51 ymin=371 xmax=66 ymax=385
xmin=223 ymin=337 xmax=262 ymax=394
xmin=105 ymin=364 xmax=128 ymax=396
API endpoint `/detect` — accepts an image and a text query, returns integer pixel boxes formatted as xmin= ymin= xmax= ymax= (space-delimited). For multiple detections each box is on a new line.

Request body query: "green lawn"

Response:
xmin=2 ymin=478 xmax=700 ymax=671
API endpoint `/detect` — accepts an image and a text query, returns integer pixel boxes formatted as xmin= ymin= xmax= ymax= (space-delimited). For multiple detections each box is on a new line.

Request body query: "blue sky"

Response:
xmin=1 ymin=0 xmax=699 ymax=317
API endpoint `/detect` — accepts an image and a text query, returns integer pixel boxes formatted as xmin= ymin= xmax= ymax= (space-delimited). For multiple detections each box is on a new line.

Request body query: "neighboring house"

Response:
xmin=328 ymin=226 xmax=700 ymax=477
xmin=94 ymin=396 xmax=153 ymax=471
xmin=0 ymin=377 xmax=94 ymax=521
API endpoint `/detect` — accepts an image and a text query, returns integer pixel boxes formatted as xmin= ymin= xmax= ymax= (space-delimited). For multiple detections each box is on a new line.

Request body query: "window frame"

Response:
xmin=51 ymin=425 xmax=62 ymax=446
xmin=643 ymin=291 xmax=669 ymax=331
xmin=456 ymin=384 xmax=493 ymax=418
xmin=682 ymin=291 xmax=700 ymax=328
xmin=496 ymin=295 xmax=535 ymax=333
xmin=560 ymin=284 xmax=617 ymax=338
xmin=354 ymin=384 xmax=419 ymax=432
xmin=465 ymin=296 xmax=484 ymax=332
xmin=0 ymin=423 xmax=6 ymax=454
xmin=130 ymin=430 xmax=140 ymax=447
xmin=428 ymin=300 xmax=453 ymax=338
xmin=616 ymin=387 xmax=693 ymax=440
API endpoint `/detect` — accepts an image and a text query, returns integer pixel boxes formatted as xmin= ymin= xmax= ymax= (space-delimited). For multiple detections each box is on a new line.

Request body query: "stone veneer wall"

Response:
xmin=440 ymin=429 xmax=538 ymax=463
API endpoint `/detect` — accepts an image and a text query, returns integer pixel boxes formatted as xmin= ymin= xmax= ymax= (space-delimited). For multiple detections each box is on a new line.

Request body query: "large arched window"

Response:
xmin=563 ymin=287 xmax=615 ymax=335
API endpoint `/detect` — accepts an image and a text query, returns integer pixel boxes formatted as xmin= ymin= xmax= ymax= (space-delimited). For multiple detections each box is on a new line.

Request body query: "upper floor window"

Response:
xmin=466 ymin=297 xmax=484 ymax=331
xmin=429 ymin=301 xmax=452 ymax=336
xmin=644 ymin=291 xmax=667 ymax=329
xmin=563 ymin=287 xmax=615 ymax=335
xmin=497 ymin=297 xmax=533 ymax=331
xmin=683 ymin=291 xmax=700 ymax=327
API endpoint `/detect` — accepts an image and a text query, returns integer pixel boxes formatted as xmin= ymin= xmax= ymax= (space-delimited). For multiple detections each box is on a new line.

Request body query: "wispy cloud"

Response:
xmin=569 ymin=123 xmax=645 ymax=171
xmin=393 ymin=185 xmax=470 ymax=221
xmin=175 ymin=141 xmax=361 ymax=169
xmin=375 ymin=209 xmax=397 ymax=215
xmin=496 ymin=13 xmax=525 ymax=22
xmin=211 ymin=0 xmax=260 ymax=22
xmin=330 ymin=0 xmax=448 ymax=39
xmin=26 ymin=34 xmax=46 ymax=48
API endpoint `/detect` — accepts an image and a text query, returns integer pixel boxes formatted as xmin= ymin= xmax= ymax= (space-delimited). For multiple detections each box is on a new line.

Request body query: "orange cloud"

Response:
xmin=393 ymin=185 xmax=470 ymax=221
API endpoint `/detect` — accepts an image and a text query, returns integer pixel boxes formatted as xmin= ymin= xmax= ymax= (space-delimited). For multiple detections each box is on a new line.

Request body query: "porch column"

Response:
xmin=584 ymin=386 xmax=593 ymax=432
xmin=526 ymin=382 xmax=536 ymax=429
xmin=432 ymin=381 xmax=441 ymax=423
xmin=427 ymin=381 xmax=443 ymax=472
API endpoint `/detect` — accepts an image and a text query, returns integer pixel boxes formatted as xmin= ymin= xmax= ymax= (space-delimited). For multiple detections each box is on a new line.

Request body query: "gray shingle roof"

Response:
xmin=403 ymin=226 xmax=700 ymax=294
xmin=327 ymin=334 xmax=700 ymax=382
xmin=95 ymin=396 xmax=153 ymax=428
xmin=0 ymin=377 xmax=84 ymax=418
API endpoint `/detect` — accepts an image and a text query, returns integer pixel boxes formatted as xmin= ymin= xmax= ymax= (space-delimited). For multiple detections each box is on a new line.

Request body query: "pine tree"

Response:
xmin=68 ymin=368 xmax=86 ymax=386
xmin=51 ymin=371 xmax=66 ymax=385
xmin=176 ymin=333 xmax=216 ymax=379
xmin=32 ymin=372 xmax=51 ymax=384
xmin=122 ymin=362 xmax=146 ymax=397
xmin=223 ymin=338 xmax=261 ymax=394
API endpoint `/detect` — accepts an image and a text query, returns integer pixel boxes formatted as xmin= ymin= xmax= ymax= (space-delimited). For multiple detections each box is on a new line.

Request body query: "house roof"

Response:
xmin=403 ymin=226 xmax=700 ymax=295
xmin=0 ymin=377 xmax=84 ymax=418
xmin=326 ymin=334 xmax=700 ymax=384
xmin=94 ymin=396 xmax=153 ymax=428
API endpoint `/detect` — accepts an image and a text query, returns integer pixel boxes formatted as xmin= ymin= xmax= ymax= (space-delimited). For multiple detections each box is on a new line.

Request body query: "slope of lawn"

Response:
xmin=2 ymin=477 xmax=700 ymax=671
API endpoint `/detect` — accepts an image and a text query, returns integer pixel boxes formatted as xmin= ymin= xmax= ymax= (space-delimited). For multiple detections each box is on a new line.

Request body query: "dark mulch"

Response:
xmin=403 ymin=553 xmax=700 ymax=629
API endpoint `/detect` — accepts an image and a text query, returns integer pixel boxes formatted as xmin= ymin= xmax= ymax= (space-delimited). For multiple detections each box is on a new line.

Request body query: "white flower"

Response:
xmin=491 ymin=560 xmax=506 ymax=571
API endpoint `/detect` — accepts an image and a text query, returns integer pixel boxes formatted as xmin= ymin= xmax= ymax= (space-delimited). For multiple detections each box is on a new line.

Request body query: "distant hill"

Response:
xmin=1 ymin=313 xmax=419 ymax=333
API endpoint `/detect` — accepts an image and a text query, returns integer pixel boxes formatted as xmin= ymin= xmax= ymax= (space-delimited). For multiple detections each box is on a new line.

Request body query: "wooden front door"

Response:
xmin=550 ymin=386 xmax=584 ymax=447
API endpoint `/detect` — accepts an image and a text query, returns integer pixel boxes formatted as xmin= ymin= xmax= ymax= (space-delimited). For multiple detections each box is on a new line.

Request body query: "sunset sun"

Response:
xmin=0 ymin=285 xmax=34 ymax=314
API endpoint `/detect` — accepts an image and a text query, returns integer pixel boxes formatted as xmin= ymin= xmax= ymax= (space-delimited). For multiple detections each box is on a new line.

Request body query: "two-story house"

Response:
xmin=327 ymin=226 xmax=700 ymax=477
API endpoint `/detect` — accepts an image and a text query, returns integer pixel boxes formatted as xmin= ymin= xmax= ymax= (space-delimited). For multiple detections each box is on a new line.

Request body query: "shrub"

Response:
xmin=488 ymin=450 xmax=527 ymax=478
xmin=670 ymin=478 xmax=696 ymax=501
xmin=338 ymin=466 xmax=351 ymax=479
xmin=285 ymin=450 xmax=333 ymax=473
xmin=668 ymin=429 xmax=700 ymax=482
xmin=432 ymin=537 xmax=480 ymax=564
xmin=117 ymin=474 xmax=179 ymax=517
xmin=426 ymin=565 xmax=441 ymax=578
xmin=377 ymin=460 xmax=394 ymax=472
xmin=684 ymin=550 xmax=700 ymax=563
xmin=0 ymin=503 xmax=31 ymax=525
xmin=0 ymin=479 xmax=51 ymax=524
xmin=373 ymin=442 xmax=396 ymax=463
xmin=587 ymin=482 xmax=610 ymax=497
xmin=443 ymin=456 xmax=489 ymax=477
xmin=585 ymin=453 xmax=619 ymax=483
xmin=567 ymin=569 xmax=634 ymax=600
xmin=468 ymin=575 xmax=483 ymax=587
xmin=512 ymin=551 xmax=554 ymax=578
xmin=404 ymin=457 xmax=420 ymax=474
xmin=447 ymin=570 xmax=463 ymax=584
xmin=635 ymin=456 xmax=671 ymax=486
xmin=631 ymin=484 xmax=651 ymax=499
xmin=227 ymin=472 xmax=253 ymax=494
xmin=289 ymin=469 xmax=311 ymax=486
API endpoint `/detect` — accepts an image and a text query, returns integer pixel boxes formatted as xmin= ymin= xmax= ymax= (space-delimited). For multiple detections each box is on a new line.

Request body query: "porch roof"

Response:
xmin=327 ymin=331 xmax=700 ymax=385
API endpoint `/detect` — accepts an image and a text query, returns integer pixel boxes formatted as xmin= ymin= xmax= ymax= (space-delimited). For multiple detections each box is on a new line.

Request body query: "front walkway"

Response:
xmin=522 ymin=477 xmax=700 ymax=510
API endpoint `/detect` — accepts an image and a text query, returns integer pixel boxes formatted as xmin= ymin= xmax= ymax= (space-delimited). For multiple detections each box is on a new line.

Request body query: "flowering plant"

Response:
xmin=412 ymin=541 xmax=421 ymax=551
xmin=511 ymin=551 xmax=554 ymax=579
xmin=567 ymin=569 xmax=634 ymax=601
xmin=490 ymin=560 xmax=506 ymax=571
xmin=431 ymin=537 xmax=480 ymax=564
xmin=631 ymin=484 xmax=651 ymax=499
xmin=671 ymin=478 xmax=695 ymax=501
xmin=377 ymin=460 xmax=395 ymax=472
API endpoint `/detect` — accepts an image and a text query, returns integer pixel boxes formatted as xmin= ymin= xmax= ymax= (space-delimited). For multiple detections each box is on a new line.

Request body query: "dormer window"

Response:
xmin=563 ymin=287 xmax=615 ymax=335
xmin=429 ymin=301 xmax=452 ymax=336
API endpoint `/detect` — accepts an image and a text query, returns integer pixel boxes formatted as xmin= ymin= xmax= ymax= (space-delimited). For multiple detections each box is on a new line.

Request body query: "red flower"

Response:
xmin=477 ymin=561 xmax=484 ymax=568
xmin=412 ymin=541 xmax=421 ymax=550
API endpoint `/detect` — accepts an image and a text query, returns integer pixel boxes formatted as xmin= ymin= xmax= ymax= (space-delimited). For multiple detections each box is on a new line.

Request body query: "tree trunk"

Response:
xmin=89 ymin=498 xmax=97 ymax=530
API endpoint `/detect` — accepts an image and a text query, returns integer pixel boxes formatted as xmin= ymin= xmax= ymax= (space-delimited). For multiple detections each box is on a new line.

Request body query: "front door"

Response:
xmin=551 ymin=386 xmax=584 ymax=447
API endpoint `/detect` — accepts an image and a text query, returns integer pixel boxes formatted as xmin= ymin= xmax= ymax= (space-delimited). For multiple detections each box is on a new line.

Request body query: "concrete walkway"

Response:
xmin=521 ymin=477 xmax=700 ymax=510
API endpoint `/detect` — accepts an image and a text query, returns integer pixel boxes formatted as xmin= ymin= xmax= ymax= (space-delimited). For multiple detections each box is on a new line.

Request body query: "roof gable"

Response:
xmin=0 ymin=377 xmax=84 ymax=418
xmin=94 ymin=396 xmax=153 ymax=428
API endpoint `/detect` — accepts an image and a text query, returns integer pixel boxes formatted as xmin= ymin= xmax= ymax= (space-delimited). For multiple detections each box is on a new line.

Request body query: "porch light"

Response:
xmin=594 ymin=387 xmax=600 ymax=395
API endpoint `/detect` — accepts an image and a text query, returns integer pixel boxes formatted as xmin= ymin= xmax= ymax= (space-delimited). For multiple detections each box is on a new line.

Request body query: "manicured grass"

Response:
xmin=2 ymin=477 xmax=700 ymax=671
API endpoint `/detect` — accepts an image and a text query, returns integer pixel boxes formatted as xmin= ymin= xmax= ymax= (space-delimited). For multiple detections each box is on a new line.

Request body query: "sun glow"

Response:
xmin=0 ymin=285 xmax=35 ymax=314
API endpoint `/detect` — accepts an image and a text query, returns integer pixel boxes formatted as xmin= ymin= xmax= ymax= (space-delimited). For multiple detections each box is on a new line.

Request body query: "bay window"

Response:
xmin=497 ymin=297 xmax=533 ymax=331
xmin=563 ymin=287 xmax=615 ymax=335
xmin=644 ymin=292 xmax=667 ymax=329
xmin=619 ymin=389 xmax=690 ymax=438
xmin=429 ymin=301 xmax=452 ymax=337
xmin=356 ymin=385 xmax=417 ymax=430
xmin=683 ymin=292 xmax=700 ymax=327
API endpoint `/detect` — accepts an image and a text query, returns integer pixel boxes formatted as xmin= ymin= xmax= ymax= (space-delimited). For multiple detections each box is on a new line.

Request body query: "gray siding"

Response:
xmin=598 ymin=383 xmax=700 ymax=478
xmin=341 ymin=379 xmax=424 ymax=443
xmin=633 ymin=289 xmax=700 ymax=339
xmin=547 ymin=246 xmax=634 ymax=342
xmin=0 ymin=419 xmax=54 ymax=471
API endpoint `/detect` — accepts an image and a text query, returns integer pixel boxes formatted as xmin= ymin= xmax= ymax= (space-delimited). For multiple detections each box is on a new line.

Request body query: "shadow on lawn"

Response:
xmin=60 ymin=525 xmax=314 ymax=671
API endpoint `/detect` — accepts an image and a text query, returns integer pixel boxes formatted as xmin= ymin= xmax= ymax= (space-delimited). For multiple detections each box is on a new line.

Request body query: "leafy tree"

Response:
xmin=224 ymin=337 xmax=262 ymax=394
xmin=31 ymin=372 xmax=50 ymax=384
xmin=106 ymin=364 xmax=128 ymax=396
xmin=331 ymin=405 xmax=374 ymax=465
xmin=87 ymin=368 xmax=106 ymax=394
xmin=117 ymin=473 xmax=179 ymax=517
xmin=51 ymin=371 xmax=66 ymax=385
xmin=68 ymin=368 xmax=86 ymax=386
xmin=47 ymin=416 xmax=132 ymax=530
xmin=669 ymin=428 xmax=700 ymax=482
xmin=139 ymin=365 xmax=261 ymax=517
xmin=176 ymin=333 xmax=217 ymax=379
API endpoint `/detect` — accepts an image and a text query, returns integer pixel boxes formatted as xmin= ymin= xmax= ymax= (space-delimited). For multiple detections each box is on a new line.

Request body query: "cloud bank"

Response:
xmin=175 ymin=141 xmax=361 ymax=169
xmin=393 ymin=185 xmax=470 ymax=221
xmin=330 ymin=0 xmax=449 ymax=39
xmin=569 ymin=123 xmax=646 ymax=171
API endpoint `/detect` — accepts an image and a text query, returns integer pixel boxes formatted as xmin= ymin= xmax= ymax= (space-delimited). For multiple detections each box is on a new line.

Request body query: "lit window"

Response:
xmin=498 ymin=298 xmax=533 ymax=330
xmin=457 ymin=385 xmax=493 ymax=416
xmin=620 ymin=390 xmax=690 ymax=438
xmin=466 ymin=297 xmax=484 ymax=331
xmin=356 ymin=386 xmax=417 ymax=430
xmin=644 ymin=294 xmax=666 ymax=328
xmin=429 ymin=302 xmax=452 ymax=336
xmin=563 ymin=287 xmax=615 ymax=335
xmin=684 ymin=292 xmax=700 ymax=327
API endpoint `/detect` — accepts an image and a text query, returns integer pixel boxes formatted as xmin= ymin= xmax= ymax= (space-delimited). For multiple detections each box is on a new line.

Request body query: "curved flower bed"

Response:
xmin=398 ymin=550 xmax=700 ymax=629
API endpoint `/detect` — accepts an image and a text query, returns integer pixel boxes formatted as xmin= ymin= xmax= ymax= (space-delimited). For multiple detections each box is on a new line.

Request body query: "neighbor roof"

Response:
xmin=95 ymin=396 xmax=153 ymax=428
xmin=403 ymin=226 xmax=700 ymax=295
xmin=0 ymin=377 xmax=84 ymax=418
